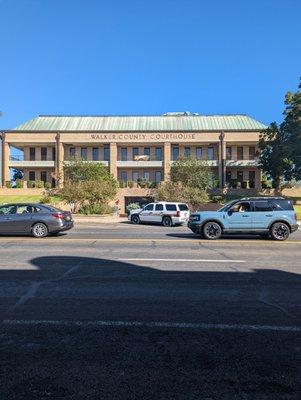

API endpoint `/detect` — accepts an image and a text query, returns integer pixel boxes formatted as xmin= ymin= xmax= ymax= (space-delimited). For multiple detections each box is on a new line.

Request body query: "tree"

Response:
xmin=259 ymin=79 xmax=301 ymax=187
xmin=58 ymin=160 xmax=118 ymax=212
xmin=154 ymin=157 xmax=214 ymax=210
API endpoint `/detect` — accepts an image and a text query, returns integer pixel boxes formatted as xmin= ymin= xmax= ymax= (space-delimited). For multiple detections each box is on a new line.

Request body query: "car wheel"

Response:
xmin=270 ymin=222 xmax=290 ymax=241
xmin=131 ymin=214 xmax=140 ymax=224
xmin=202 ymin=221 xmax=222 ymax=240
xmin=32 ymin=222 xmax=48 ymax=238
xmin=162 ymin=216 xmax=172 ymax=227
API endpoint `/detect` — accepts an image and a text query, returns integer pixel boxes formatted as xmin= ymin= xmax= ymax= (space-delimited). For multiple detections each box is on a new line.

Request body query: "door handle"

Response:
xmin=242 ymin=215 xmax=249 ymax=218
xmin=265 ymin=214 xmax=272 ymax=217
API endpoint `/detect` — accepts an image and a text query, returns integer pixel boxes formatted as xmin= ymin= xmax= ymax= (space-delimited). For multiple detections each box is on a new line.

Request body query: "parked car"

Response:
xmin=188 ymin=197 xmax=298 ymax=241
xmin=129 ymin=202 xmax=190 ymax=226
xmin=0 ymin=203 xmax=74 ymax=237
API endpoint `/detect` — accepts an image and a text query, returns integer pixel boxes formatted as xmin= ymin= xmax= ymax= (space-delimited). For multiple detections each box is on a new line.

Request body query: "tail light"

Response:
xmin=176 ymin=211 xmax=180 ymax=217
xmin=52 ymin=213 xmax=64 ymax=219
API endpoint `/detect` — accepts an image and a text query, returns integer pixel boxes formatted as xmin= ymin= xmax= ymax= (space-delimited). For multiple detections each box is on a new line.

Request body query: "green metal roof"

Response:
xmin=12 ymin=114 xmax=267 ymax=132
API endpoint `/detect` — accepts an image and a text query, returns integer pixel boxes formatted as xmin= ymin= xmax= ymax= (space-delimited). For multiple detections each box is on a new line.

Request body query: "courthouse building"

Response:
xmin=1 ymin=113 xmax=266 ymax=208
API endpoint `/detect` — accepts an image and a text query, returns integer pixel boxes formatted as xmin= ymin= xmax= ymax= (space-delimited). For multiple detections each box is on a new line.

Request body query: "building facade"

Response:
xmin=1 ymin=113 xmax=266 ymax=208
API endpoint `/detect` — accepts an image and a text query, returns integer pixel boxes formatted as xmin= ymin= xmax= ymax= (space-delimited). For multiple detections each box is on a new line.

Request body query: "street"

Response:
xmin=0 ymin=222 xmax=301 ymax=399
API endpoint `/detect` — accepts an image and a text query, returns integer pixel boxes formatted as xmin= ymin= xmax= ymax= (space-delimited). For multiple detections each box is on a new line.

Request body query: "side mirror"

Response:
xmin=228 ymin=209 xmax=233 ymax=216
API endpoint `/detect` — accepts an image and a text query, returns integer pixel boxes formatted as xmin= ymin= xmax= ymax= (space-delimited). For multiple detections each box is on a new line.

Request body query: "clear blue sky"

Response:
xmin=0 ymin=0 xmax=300 ymax=130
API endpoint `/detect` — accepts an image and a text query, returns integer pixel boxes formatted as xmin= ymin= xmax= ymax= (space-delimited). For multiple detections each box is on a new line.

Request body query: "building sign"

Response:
xmin=90 ymin=133 xmax=196 ymax=141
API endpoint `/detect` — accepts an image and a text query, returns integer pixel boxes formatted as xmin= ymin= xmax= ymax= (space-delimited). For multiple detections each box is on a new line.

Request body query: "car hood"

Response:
xmin=129 ymin=208 xmax=142 ymax=215
xmin=192 ymin=211 xmax=221 ymax=218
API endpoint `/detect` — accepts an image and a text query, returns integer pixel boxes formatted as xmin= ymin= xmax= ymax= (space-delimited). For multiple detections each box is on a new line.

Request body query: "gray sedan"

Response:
xmin=0 ymin=203 xmax=74 ymax=237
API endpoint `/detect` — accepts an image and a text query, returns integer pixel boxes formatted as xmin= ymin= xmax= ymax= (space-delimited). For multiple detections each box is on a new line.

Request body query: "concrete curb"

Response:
xmin=72 ymin=215 xmax=128 ymax=224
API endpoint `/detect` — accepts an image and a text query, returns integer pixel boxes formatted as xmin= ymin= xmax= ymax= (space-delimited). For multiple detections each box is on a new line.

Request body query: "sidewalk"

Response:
xmin=72 ymin=214 xmax=128 ymax=224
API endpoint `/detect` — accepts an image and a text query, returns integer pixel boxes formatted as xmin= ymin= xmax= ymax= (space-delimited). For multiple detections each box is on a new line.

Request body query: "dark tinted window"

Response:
xmin=166 ymin=204 xmax=177 ymax=211
xmin=155 ymin=204 xmax=163 ymax=211
xmin=81 ymin=147 xmax=87 ymax=160
xmin=272 ymin=199 xmax=294 ymax=211
xmin=144 ymin=204 xmax=154 ymax=211
xmin=29 ymin=171 xmax=35 ymax=181
xmin=103 ymin=145 xmax=110 ymax=161
xmin=179 ymin=204 xmax=188 ymax=211
xmin=92 ymin=147 xmax=99 ymax=161
xmin=254 ymin=201 xmax=273 ymax=212
xmin=29 ymin=147 xmax=35 ymax=161
xmin=41 ymin=147 xmax=47 ymax=161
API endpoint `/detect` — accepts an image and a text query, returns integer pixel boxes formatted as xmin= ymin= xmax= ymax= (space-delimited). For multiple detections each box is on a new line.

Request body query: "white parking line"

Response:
xmin=2 ymin=319 xmax=300 ymax=332
xmin=118 ymin=258 xmax=246 ymax=263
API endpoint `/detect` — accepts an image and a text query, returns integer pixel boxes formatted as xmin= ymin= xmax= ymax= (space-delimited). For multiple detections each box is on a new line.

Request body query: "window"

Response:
xmin=103 ymin=145 xmax=110 ymax=161
xmin=155 ymin=204 xmax=164 ymax=211
xmin=166 ymin=204 xmax=177 ymax=211
xmin=52 ymin=147 xmax=56 ymax=161
xmin=132 ymin=172 xmax=139 ymax=181
xmin=249 ymin=146 xmax=256 ymax=160
xmin=272 ymin=199 xmax=294 ymax=211
xmin=249 ymin=171 xmax=255 ymax=188
xmin=69 ymin=147 xmax=76 ymax=158
xmin=207 ymin=147 xmax=214 ymax=160
xmin=16 ymin=205 xmax=41 ymax=214
xmin=172 ymin=146 xmax=179 ymax=160
xmin=184 ymin=147 xmax=191 ymax=158
xmin=81 ymin=147 xmax=87 ymax=160
xmin=237 ymin=171 xmax=243 ymax=182
xmin=155 ymin=171 xmax=162 ymax=182
xmin=92 ymin=147 xmax=99 ymax=161
xmin=254 ymin=201 xmax=273 ymax=212
xmin=29 ymin=147 xmax=35 ymax=161
xmin=230 ymin=201 xmax=251 ymax=213
xmin=144 ymin=204 xmax=154 ymax=211
xmin=196 ymin=147 xmax=202 ymax=159
xmin=40 ymin=171 xmax=47 ymax=183
xmin=121 ymin=147 xmax=128 ymax=161
xmin=0 ymin=205 xmax=18 ymax=215
xmin=179 ymin=204 xmax=189 ymax=211
xmin=132 ymin=147 xmax=139 ymax=160
xmin=226 ymin=171 xmax=232 ymax=183
xmin=226 ymin=147 xmax=232 ymax=160
xmin=155 ymin=147 xmax=162 ymax=161
xmin=143 ymin=171 xmax=150 ymax=181
xmin=29 ymin=171 xmax=35 ymax=181
xmin=120 ymin=171 xmax=127 ymax=182
xmin=41 ymin=147 xmax=47 ymax=161
xmin=237 ymin=146 xmax=244 ymax=160
xmin=144 ymin=147 xmax=150 ymax=156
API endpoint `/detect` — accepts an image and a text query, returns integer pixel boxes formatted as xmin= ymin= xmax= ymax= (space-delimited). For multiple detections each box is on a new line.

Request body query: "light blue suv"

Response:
xmin=188 ymin=197 xmax=298 ymax=241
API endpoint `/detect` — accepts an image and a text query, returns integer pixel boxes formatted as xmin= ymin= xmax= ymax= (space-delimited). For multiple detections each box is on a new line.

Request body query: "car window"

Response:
xmin=16 ymin=205 xmax=41 ymax=214
xmin=254 ymin=201 xmax=273 ymax=212
xmin=179 ymin=204 xmax=189 ymax=211
xmin=166 ymin=204 xmax=177 ymax=211
xmin=230 ymin=202 xmax=251 ymax=213
xmin=143 ymin=204 xmax=154 ymax=211
xmin=155 ymin=204 xmax=163 ymax=211
xmin=0 ymin=205 xmax=17 ymax=215
xmin=272 ymin=199 xmax=294 ymax=211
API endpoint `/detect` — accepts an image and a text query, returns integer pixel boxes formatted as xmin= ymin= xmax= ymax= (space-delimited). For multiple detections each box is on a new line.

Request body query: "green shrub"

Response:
xmin=211 ymin=195 xmax=224 ymax=204
xmin=126 ymin=202 xmax=141 ymax=215
xmin=44 ymin=182 xmax=52 ymax=189
xmin=40 ymin=195 xmax=51 ymax=204
xmin=118 ymin=180 xmax=126 ymax=188
xmin=5 ymin=181 xmax=12 ymax=188
xmin=127 ymin=180 xmax=134 ymax=188
xmin=78 ymin=204 xmax=114 ymax=215
xmin=148 ymin=181 xmax=157 ymax=189
xmin=36 ymin=180 xmax=44 ymax=188
xmin=27 ymin=181 xmax=35 ymax=188
xmin=15 ymin=179 xmax=23 ymax=188
xmin=137 ymin=177 xmax=147 ymax=188
xmin=241 ymin=181 xmax=248 ymax=189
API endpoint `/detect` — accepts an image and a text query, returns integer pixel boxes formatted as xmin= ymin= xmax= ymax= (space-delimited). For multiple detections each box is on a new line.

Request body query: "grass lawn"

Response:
xmin=0 ymin=195 xmax=62 ymax=204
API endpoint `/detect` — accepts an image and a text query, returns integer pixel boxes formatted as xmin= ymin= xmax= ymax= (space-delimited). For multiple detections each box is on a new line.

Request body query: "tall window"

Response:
xmin=81 ymin=147 xmax=87 ymax=160
xmin=40 ymin=171 xmax=47 ymax=183
xmin=226 ymin=171 xmax=232 ymax=183
xmin=237 ymin=170 xmax=243 ymax=182
xmin=41 ymin=147 xmax=47 ymax=161
xmin=249 ymin=146 xmax=256 ymax=160
xmin=103 ymin=145 xmax=110 ymax=161
xmin=184 ymin=147 xmax=191 ymax=158
xmin=69 ymin=147 xmax=76 ymax=158
xmin=155 ymin=171 xmax=162 ymax=182
xmin=92 ymin=147 xmax=99 ymax=161
xmin=226 ymin=147 xmax=232 ymax=160
xmin=155 ymin=147 xmax=162 ymax=161
xmin=132 ymin=171 xmax=139 ymax=181
xmin=249 ymin=171 xmax=256 ymax=188
xmin=121 ymin=147 xmax=128 ymax=161
xmin=144 ymin=147 xmax=150 ymax=157
xmin=29 ymin=147 xmax=35 ymax=161
xmin=143 ymin=171 xmax=150 ymax=181
xmin=120 ymin=171 xmax=127 ymax=182
xmin=172 ymin=146 xmax=179 ymax=160
xmin=196 ymin=147 xmax=202 ymax=159
xmin=29 ymin=171 xmax=35 ymax=181
xmin=132 ymin=147 xmax=139 ymax=160
xmin=207 ymin=147 xmax=214 ymax=160
xmin=237 ymin=146 xmax=244 ymax=160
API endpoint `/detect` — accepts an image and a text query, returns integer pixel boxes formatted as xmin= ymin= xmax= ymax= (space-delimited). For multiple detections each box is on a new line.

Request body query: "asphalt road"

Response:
xmin=0 ymin=223 xmax=300 ymax=399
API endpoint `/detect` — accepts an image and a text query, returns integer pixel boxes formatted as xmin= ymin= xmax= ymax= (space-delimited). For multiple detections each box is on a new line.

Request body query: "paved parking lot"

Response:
xmin=0 ymin=223 xmax=300 ymax=399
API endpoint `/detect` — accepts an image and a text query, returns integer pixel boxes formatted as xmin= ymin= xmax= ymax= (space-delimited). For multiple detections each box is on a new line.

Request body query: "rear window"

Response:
xmin=178 ymin=204 xmax=189 ymax=211
xmin=165 ymin=204 xmax=177 ymax=211
xmin=272 ymin=199 xmax=294 ymax=211
xmin=254 ymin=201 xmax=273 ymax=212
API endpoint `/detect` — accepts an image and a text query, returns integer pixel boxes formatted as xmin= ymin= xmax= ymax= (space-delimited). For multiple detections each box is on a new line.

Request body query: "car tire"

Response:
xmin=202 ymin=221 xmax=222 ymax=240
xmin=162 ymin=216 xmax=172 ymax=227
xmin=270 ymin=222 xmax=290 ymax=241
xmin=32 ymin=222 xmax=48 ymax=238
xmin=131 ymin=214 xmax=140 ymax=224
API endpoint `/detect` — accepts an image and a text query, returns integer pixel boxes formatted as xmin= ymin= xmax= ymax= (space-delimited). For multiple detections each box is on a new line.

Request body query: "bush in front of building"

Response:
xmin=15 ymin=179 xmax=24 ymax=188
xmin=118 ymin=180 xmax=126 ymax=188
xmin=5 ymin=181 xmax=12 ymax=188
xmin=27 ymin=181 xmax=35 ymax=188
xmin=127 ymin=180 xmax=134 ymax=188
xmin=36 ymin=180 xmax=45 ymax=188
xmin=126 ymin=202 xmax=141 ymax=215
xmin=78 ymin=203 xmax=115 ymax=215
xmin=45 ymin=182 xmax=52 ymax=189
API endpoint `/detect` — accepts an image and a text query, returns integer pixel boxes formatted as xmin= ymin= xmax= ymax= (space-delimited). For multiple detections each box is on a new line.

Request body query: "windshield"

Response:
xmin=217 ymin=200 xmax=237 ymax=212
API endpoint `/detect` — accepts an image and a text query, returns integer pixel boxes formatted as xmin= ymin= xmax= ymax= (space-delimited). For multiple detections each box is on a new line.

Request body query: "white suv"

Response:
xmin=129 ymin=202 xmax=190 ymax=227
